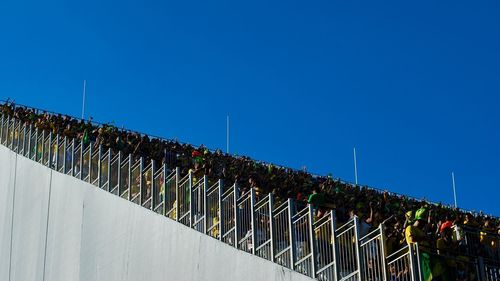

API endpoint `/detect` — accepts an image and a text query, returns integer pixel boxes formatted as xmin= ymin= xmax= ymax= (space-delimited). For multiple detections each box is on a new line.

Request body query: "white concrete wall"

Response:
xmin=0 ymin=145 xmax=313 ymax=281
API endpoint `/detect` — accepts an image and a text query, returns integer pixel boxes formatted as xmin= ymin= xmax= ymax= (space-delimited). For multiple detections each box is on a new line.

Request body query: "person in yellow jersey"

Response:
xmin=405 ymin=208 xmax=430 ymax=248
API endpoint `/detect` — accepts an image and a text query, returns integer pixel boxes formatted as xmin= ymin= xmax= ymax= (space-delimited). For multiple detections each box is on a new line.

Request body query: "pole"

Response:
xmin=226 ymin=115 xmax=229 ymax=154
xmin=452 ymin=172 xmax=457 ymax=208
xmin=353 ymin=147 xmax=358 ymax=185
xmin=81 ymin=80 xmax=86 ymax=120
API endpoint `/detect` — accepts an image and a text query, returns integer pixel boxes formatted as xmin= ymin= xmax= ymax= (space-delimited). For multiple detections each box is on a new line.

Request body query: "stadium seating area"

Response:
xmin=1 ymin=100 xmax=499 ymax=280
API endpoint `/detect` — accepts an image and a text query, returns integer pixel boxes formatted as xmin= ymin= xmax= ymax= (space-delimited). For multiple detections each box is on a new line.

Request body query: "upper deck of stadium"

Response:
xmin=1 ymin=100 xmax=499 ymax=281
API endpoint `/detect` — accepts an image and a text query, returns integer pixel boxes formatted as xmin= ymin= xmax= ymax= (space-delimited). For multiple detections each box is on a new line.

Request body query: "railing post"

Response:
xmin=203 ymin=176 xmax=208 ymax=234
xmin=88 ymin=143 xmax=94 ymax=182
xmin=218 ymin=180 xmax=223 ymax=241
xmin=233 ymin=183 xmax=239 ymax=248
xmin=408 ymin=243 xmax=418 ymax=281
xmin=250 ymin=188 xmax=256 ymax=255
xmin=187 ymin=170 xmax=193 ymax=228
xmin=116 ymin=151 xmax=122 ymax=194
xmin=26 ymin=125 xmax=32 ymax=158
xmin=107 ymin=148 xmax=112 ymax=192
xmin=139 ymin=157 xmax=144 ymax=205
xmin=55 ymin=135 xmax=60 ymax=169
xmin=330 ymin=211 xmax=339 ymax=280
xmin=353 ymin=216 xmax=362 ymax=280
xmin=268 ymin=193 xmax=275 ymax=263
xmin=308 ymin=204 xmax=317 ymax=278
xmin=161 ymin=163 xmax=167 ymax=216
xmin=379 ymin=223 xmax=388 ymax=281
xmin=79 ymin=140 xmax=84 ymax=180
xmin=0 ymin=114 xmax=4 ymax=143
xmin=48 ymin=132 xmax=53 ymax=167
xmin=175 ymin=167 xmax=180 ymax=222
xmin=288 ymin=198 xmax=296 ymax=270
xmin=70 ymin=139 xmax=75 ymax=176
xmin=61 ymin=137 xmax=66 ymax=172
xmin=34 ymin=128 xmax=39 ymax=160
xmin=7 ymin=117 xmax=13 ymax=149
xmin=127 ymin=155 xmax=132 ymax=201
xmin=6 ymin=116 xmax=11 ymax=146
xmin=97 ymin=145 xmax=102 ymax=188
xmin=40 ymin=130 xmax=45 ymax=163
xmin=477 ymin=257 xmax=487 ymax=281
xmin=12 ymin=118 xmax=17 ymax=152
xmin=151 ymin=160 xmax=156 ymax=209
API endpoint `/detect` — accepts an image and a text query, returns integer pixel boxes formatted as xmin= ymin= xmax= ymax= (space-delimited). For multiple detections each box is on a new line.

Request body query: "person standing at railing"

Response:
xmin=308 ymin=187 xmax=326 ymax=219
xmin=405 ymin=208 xmax=431 ymax=247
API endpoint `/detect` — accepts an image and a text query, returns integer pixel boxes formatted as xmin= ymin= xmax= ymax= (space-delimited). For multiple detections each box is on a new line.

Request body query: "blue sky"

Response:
xmin=1 ymin=1 xmax=499 ymax=215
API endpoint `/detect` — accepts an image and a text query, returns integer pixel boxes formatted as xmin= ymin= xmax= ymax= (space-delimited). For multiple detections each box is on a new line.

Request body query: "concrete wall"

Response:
xmin=0 ymin=145 xmax=313 ymax=281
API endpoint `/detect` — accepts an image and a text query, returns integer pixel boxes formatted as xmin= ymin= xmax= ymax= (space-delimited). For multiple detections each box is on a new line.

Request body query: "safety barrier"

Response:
xmin=359 ymin=225 xmax=387 ymax=281
xmin=386 ymin=245 xmax=416 ymax=281
xmin=484 ymin=261 xmax=500 ymax=281
xmin=1 ymin=111 xmax=500 ymax=281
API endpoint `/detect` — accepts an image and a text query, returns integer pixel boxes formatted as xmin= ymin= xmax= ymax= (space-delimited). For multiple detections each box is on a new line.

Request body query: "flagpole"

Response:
xmin=353 ymin=147 xmax=358 ymax=185
xmin=452 ymin=172 xmax=457 ymax=208
xmin=81 ymin=80 xmax=86 ymax=120
xmin=226 ymin=115 xmax=230 ymax=154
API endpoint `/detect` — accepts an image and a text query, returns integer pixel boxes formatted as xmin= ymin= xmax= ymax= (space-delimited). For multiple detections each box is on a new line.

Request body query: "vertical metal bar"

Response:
xmin=152 ymin=160 xmax=156 ymax=209
xmin=218 ymin=180 xmax=223 ymax=242
xmin=0 ymin=114 xmax=4 ymax=143
xmin=19 ymin=122 xmax=24 ymax=154
xmin=175 ymin=167 xmax=180 ymax=222
xmin=139 ymin=157 xmax=144 ymax=205
xmin=354 ymin=216 xmax=362 ymax=279
xmin=6 ymin=116 xmax=10 ymax=146
xmin=268 ymin=193 xmax=275 ymax=263
xmin=408 ymin=244 xmax=417 ymax=281
xmin=88 ymin=143 xmax=94 ymax=182
xmin=62 ymin=137 xmax=67 ymax=172
xmin=308 ymin=204 xmax=316 ymax=278
xmin=79 ymin=140 xmax=84 ymax=180
xmin=162 ymin=163 xmax=167 ymax=216
xmin=6 ymin=116 xmax=11 ymax=148
xmin=40 ymin=130 xmax=45 ymax=163
xmin=12 ymin=118 xmax=17 ymax=152
xmin=233 ymin=183 xmax=239 ymax=249
xmin=379 ymin=223 xmax=388 ymax=281
xmin=48 ymin=132 xmax=53 ymax=167
xmin=414 ymin=243 xmax=423 ymax=281
xmin=331 ymin=211 xmax=339 ymax=280
xmin=34 ymin=128 xmax=38 ymax=160
xmin=288 ymin=199 xmax=296 ymax=270
xmin=127 ymin=155 xmax=132 ymax=201
xmin=188 ymin=171 xmax=193 ymax=228
xmin=26 ymin=125 xmax=32 ymax=158
xmin=202 ymin=176 xmax=207 ymax=233
xmin=107 ymin=148 xmax=112 ymax=192
xmin=71 ymin=139 xmax=75 ymax=176
xmin=97 ymin=146 xmax=102 ymax=188
xmin=54 ymin=134 xmax=59 ymax=169
xmin=117 ymin=152 xmax=122 ymax=194
xmin=250 ymin=188 xmax=256 ymax=255
xmin=477 ymin=257 xmax=486 ymax=281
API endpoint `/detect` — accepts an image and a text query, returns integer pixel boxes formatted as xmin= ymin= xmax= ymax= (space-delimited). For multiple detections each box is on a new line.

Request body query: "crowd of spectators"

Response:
xmin=2 ymin=100 xmax=499 ymax=272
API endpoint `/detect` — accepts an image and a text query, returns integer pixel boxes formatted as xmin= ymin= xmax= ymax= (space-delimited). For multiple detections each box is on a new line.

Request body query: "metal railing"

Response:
xmin=1 ymin=112 xmax=500 ymax=281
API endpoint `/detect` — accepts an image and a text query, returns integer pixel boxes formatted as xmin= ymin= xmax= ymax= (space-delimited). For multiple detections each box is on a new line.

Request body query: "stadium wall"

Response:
xmin=0 ymin=145 xmax=313 ymax=281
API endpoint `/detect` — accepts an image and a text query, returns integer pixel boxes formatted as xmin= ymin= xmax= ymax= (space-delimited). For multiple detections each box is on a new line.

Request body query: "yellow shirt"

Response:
xmin=405 ymin=225 xmax=428 ymax=247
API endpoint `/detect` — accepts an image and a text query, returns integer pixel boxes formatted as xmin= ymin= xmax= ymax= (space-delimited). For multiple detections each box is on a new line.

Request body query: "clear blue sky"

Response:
xmin=1 ymin=1 xmax=499 ymax=215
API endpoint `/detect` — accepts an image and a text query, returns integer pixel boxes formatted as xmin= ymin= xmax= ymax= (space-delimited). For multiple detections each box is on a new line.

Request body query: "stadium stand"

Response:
xmin=1 ymin=99 xmax=499 ymax=280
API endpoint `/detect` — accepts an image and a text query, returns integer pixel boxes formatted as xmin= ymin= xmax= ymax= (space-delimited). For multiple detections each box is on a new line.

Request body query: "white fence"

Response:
xmin=1 ymin=112 xmax=499 ymax=281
